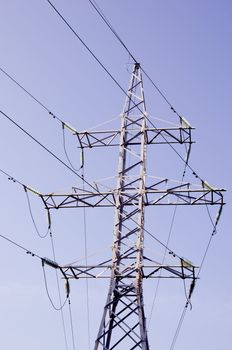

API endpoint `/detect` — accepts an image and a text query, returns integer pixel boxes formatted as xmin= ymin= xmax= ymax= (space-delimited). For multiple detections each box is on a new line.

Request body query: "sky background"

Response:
xmin=0 ymin=1 xmax=231 ymax=349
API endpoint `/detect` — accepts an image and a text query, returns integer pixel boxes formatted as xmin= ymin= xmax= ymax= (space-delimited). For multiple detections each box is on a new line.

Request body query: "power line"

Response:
xmin=148 ymin=164 xmax=187 ymax=328
xmin=168 ymin=201 xmax=224 ymax=349
xmin=45 ymin=0 xmax=130 ymax=100
xmin=50 ymin=231 xmax=69 ymax=350
xmin=0 ymin=109 xmax=85 ymax=182
xmin=0 ymin=232 xmax=41 ymax=259
xmin=24 ymin=186 xmax=50 ymax=239
xmin=169 ymin=303 xmax=188 ymax=350
xmin=68 ymin=297 xmax=76 ymax=350
xmin=82 ymin=169 xmax=91 ymax=350
xmin=41 ymin=259 xmax=68 ymax=311
xmin=88 ymin=0 xmax=181 ymax=117
xmin=0 ymin=67 xmax=50 ymax=113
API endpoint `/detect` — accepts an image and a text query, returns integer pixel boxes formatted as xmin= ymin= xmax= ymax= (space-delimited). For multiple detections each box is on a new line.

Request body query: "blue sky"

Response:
xmin=0 ymin=1 xmax=231 ymax=349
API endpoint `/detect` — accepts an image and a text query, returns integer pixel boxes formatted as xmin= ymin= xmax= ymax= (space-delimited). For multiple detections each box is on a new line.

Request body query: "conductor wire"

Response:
xmin=0 ymin=232 xmax=41 ymax=259
xmin=169 ymin=203 xmax=224 ymax=349
xmin=82 ymin=167 xmax=91 ymax=350
xmin=49 ymin=230 xmax=69 ymax=350
xmin=62 ymin=122 xmax=82 ymax=172
xmin=42 ymin=259 xmax=68 ymax=311
xmin=169 ymin=303 xmax=188 ymax=350
xmin=68 ymin=297 xmax=76 ymax=350
xmin=148 ymin=163 xmax=187 ymax=328
xmin=88 ymin=0 xmax=181 ymax=117
xmin=24 ymin=186 xmax=50 ymax=239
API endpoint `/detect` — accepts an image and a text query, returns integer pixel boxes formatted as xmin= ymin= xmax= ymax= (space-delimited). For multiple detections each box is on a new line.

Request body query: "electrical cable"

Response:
xmin=169 ymin=302 xmax=188 ymax=350
xmin=148 ymin=164 xmax=187 ymax=328
xmin=197 ymin=203 xmax=223 ymax=277
xmin=88 ymin=0 xmax=181 ymax=117
xmin=49 ymin=230 xmax=69 ymax=350
xmin=68 ymin=297 xmax=76 ymax=350
xmin=82 ymin=168 xmax=91 ymax=350
xmin=0 ymin=67 xmax=50 ymax=113
xmin=41 ymin=259 xmax=68 ymax=311
xmin=168 ymin=202 xmax=224 ymax=349
xmin=0 ymin=167 xmax=24 ymax=187
xmin=0 ymin=109 xmax=86 ymax=182
xmin=0 ymin=232 xmax=41 ymax=259
xmin=45 ymin=0 xmax=131 ymax=100
xmin=24 ymin=186 xmax=50 ymax=239
xmin=62 ymin=122 xmax=83 ymax=172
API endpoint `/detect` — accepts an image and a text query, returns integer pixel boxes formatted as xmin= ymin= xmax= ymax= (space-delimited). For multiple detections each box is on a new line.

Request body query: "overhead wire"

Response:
xmin=0 ymin=232 xmax=41 ymax=259
xmin=68 ymin=297 xmax=76 ymax=350
xmin=148 ymin=163 xmax=188 ymax=328
xmin=41 ymin=259 xmax=68 ymax=311
xmin=87 ymin=0 xmax=181 ymax=117
xmin=0 ymin=110 xmax=85 ymax=182
xmin=45 ymin=0 xmax=132 ymax=101
xmin=62 ymin=122 xmax=83 ymax=172
xmin=82 ymin=168 xmax=91 ymax=350
xmin=168 ymin=201 xmax=224 ymax=349
xmin=169 ymin=303 xmax=188 ymax=350
xmin=0 ymin=230 xmax=69 ymax=314
xmin=0 ymin=67 xmax=50 ymax=113
xmin=24 ymin=186 xmax=50 ymax=239
xmin=49 ymin=229 xmax=69 ymax=350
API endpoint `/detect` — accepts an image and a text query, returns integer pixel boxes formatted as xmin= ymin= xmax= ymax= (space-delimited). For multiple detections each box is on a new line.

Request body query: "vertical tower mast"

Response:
xmin=95 ymin=63 xmax=149 ymax=349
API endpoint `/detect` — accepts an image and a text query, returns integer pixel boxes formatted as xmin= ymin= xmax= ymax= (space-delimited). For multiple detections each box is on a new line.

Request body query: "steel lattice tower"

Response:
xmin=41 ymin=63 xmax=224 ymax=349
xmin=95 ymin=63 xmax=149 ymax=349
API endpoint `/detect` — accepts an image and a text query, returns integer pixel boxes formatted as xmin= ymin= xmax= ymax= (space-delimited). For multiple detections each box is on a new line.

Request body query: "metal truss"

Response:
xmin=39 ymin=63 xmax=224 ymax=349
xmin=43 ymin=257 xmax=196 ymax=281
xmin=74 ymin=125 xmax=193 ymax=148
xmin=40 ymin=180 xmax=224 ymax=209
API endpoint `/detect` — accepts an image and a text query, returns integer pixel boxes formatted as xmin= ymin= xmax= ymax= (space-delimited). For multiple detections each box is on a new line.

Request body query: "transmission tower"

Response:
xmin=41 ymin=63 xmax=224 ymax=349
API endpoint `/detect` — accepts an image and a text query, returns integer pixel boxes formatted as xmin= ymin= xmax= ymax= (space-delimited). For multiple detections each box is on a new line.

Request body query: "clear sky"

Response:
xmin=0 ymin=1 xmax=231 ymax=349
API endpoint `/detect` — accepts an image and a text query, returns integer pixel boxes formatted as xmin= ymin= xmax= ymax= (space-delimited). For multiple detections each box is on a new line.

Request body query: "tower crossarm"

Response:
xmin=39 ymin=182 xmax=225 ymax=209
xmin=74 ymin=126 xmax=193 ymax=148
xmin=43 ymin=259 xmax=196 ymax=280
